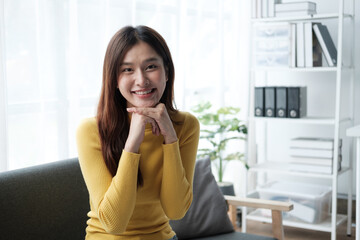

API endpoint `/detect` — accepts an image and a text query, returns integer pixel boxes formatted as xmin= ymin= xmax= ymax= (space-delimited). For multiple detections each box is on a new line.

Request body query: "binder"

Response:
xmin=276 ymin=87 xmax=287 ymax=118
xmin=255 ymin=87 xmax=265 ymax=117
xmin=287 ymin=87 xmax=307 ymax=118
xmin=265 ymin=87 xmax=276 ymax=117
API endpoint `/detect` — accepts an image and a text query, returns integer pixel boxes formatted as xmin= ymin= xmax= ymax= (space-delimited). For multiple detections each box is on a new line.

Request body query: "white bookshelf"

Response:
xmin=245 ymin=1 xmax=355 ymax=240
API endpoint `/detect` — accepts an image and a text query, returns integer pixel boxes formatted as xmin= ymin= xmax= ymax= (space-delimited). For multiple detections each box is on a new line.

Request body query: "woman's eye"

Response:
xmin=122 ymin=68 xmax=133 ymax=72
xmin=146 ymin=64 xmax=157 ymax=70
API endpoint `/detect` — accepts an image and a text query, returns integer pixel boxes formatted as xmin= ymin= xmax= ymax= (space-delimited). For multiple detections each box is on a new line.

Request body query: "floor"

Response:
xmin=239 ymin=220 xmax=355 ymax=240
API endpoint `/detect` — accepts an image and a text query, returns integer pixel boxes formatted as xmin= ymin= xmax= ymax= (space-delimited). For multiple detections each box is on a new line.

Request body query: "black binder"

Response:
xmin=265 ymin=87 xmax=276 ymax=117
xmin=276 ymin=87 xmax=287 ymax=118
xmin=287 ymin=87 xmax=307 ymax=118
xmin=254 ymin=87 xmax=265 ymax=117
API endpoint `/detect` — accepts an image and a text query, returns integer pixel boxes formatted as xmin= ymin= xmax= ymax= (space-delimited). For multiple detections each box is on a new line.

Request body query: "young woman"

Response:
xmin=76 ymin=25 xmax=200 ymax=240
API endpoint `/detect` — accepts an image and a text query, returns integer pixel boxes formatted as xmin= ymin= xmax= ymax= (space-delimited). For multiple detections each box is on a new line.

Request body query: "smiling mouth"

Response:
xmin=132 ymin=89 xmax=155 ymax=95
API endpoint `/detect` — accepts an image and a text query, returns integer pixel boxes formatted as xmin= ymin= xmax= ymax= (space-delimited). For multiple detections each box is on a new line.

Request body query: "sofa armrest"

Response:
xmin=224 ymin=195 xmax=293 ymax=240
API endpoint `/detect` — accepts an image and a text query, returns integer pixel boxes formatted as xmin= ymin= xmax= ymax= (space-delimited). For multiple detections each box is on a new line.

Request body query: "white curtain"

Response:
xmin=0 ymin=0 xmax=250 ymax=171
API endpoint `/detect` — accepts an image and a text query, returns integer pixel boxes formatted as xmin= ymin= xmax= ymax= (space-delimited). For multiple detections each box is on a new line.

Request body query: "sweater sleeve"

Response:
xmin=160 ymin=113 xmax=200 ymax=219
xmin=76 ymin=119 xmax=139 ymax=234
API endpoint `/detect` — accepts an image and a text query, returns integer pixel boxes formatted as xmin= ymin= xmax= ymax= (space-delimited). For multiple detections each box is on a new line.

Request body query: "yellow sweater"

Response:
xmin=76 ymin=111 xmax=200 ymax=240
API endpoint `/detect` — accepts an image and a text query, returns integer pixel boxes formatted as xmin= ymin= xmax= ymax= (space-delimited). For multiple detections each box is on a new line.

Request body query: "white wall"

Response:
xmin=1 ymin=0 xmax=249 ymax=171
xmin=0 ymin=0 xmax=7 ymax=172
xmin=352 ymin=0 xmax=360 ymax=197
xmin=354 ymin=1 xmax=360 ymax=127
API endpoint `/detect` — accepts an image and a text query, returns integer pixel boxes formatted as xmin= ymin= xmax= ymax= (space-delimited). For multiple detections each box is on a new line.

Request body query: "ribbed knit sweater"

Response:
xmin=76 ymin=111 xmax=200 ymax=240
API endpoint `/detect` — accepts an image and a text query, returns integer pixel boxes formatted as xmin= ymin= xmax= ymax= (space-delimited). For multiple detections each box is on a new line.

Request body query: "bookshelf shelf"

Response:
xmin=245 ymin=1 xmax=355 ymax=240
xmin=251 ymin=13 xmax=353 ymax=23
xmin=250 ymin=117 xmax=352 ymax=125
xmin=250 ymin=116 xmax=336 ymax=125
xmin=249 ymin=162 xmax=351 ymax=179
xmin=251 ymin=67 xmax=339 ymax=72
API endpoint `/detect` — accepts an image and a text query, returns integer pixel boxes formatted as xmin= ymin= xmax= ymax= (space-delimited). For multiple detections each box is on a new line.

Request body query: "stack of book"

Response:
xmin=289 ymin=137 xmax=342 ymax=174
xmin=275 ymin=1 xmax=317 ymax=17
xmin=252 ymin=1 xmax=317 ymax=19
xmin=295 ymin=22 xmax=337 ymax=67
xmin=296 ymin=22 xmax=322 ymax=68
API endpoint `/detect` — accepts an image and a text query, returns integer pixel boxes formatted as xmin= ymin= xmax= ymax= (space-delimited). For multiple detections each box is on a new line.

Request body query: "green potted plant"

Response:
xmin=192 ymin=101 xmax=249 ymax=195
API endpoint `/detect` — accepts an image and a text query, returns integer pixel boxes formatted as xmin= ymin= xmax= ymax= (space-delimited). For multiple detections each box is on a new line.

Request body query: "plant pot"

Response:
xmin=217 ymin=182 xmax=235 ymax=196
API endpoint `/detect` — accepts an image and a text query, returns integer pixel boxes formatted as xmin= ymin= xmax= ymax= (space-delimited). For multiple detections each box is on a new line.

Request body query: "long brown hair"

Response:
xmin=97 ymin=26 xmax=177 ymax=186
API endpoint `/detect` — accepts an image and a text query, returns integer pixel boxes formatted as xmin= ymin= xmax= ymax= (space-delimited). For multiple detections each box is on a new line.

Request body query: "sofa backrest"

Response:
xmin=0 ymin=158 xmax=89 ymax=240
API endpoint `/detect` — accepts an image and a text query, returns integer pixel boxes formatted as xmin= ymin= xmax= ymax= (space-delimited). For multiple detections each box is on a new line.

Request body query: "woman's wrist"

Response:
xmin=164 ymin=135 xmax=178 ymax=145
xmin=124 ymin=140 xmax=140 ymax=153
xmin=163 ymin=128 xmax=178 ymax=144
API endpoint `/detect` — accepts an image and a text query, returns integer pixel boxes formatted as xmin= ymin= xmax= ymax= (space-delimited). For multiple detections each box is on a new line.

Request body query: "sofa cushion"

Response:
xmin=0 ymin=158 xmax=89 ymax=240
xmin=170 ymin=158 xmax=234 ymax=239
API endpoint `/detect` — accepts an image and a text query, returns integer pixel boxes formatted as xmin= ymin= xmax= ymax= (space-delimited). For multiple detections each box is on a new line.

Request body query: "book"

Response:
xmin=290 ymin=155 xmax=342 ymax=166
xmin=290 ymin=137 xmax=342 ymax=150
xmin=289 ymin=146 xmax=342 ymax=158
xmin=311 ymin=26 xmax=322 ymax=66
xmin=304 ymin=22 xmax=322 ymax=67
xmin=268 ymin=0 xmax=275 ymax=17
xmin=275 ymin=2 xmax=317 ymax=12
xmin=275 ymin=10 xmax=316 ymax=17
xmin=257 ymin=0 xmax=262 ymax=18
xmin=304 ymin=22 xmax=313 ymax=67
xmin=296 ymin=22 xmax=305 ymax=67
xmin=313 ymin=23 xmax=337 ymax=67
xmin=252 ymin=0 xmax=257 ymax=18
xmin=289 ymin=162 xmax=341 ymax=174
xmin=262 ymin=0 xmax=269 ymax=18
xmin=291 ymin=23 xmax=297 ymax=67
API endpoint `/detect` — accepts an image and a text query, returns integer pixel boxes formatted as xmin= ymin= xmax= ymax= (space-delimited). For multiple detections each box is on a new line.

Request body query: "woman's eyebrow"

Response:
xmin=121 ymin=57 xmax=160 ymax=66
xmin=120 ymin=62 xmax=132 ymax=66
xmin=144 ymin=57 xmax=161 ymax=63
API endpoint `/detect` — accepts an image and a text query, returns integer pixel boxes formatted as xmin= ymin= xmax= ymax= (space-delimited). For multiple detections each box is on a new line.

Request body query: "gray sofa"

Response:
xmin=0 ymin=158 xmax=292 ymax=240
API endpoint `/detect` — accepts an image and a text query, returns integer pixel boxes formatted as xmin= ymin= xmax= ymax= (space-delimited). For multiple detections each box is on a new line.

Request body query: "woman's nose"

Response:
xmin=135 ymin=70 xmax=148 ymax=86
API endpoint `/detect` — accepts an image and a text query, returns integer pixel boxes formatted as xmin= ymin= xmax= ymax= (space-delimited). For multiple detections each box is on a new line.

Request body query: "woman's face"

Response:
xmin=117 ymin=41 xmax=167 ymax=108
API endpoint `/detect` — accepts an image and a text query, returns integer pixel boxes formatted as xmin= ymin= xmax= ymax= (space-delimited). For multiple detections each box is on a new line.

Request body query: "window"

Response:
xmin=0 ymin=0 xmax=250 ymax=171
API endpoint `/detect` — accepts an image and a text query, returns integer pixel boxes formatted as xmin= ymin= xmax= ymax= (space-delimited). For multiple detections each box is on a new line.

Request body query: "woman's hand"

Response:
xmin=127 ymin=103 xmax=178 ymax=144
xmin=124 ymin=113 xmax=160 ymax=153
